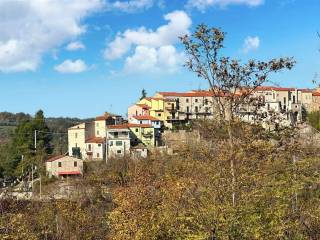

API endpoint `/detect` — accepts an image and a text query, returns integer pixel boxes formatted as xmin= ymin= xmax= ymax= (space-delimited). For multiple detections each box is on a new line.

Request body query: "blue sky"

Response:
xmin=0 ymin=0 xmax=319 ymax=118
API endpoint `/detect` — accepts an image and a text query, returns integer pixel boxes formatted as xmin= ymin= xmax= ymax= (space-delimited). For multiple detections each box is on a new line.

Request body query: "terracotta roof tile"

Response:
xmin=127 ymin=123 xmax=153 ymax=128
xmin=133 ymin=115 xmax=160 ymax=121
xmin=46 ymin=155 xmax=65 ymax=162
xmin=107 ymin=124 xmax=129 ymax=129
xmin=136 ymin=104 xmax=151 ymax=109
xmin=85 ymin=137 xmax=105 ymax=144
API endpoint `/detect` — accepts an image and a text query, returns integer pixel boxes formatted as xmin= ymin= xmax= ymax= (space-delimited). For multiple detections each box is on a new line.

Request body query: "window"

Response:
xmin=75 ymin=143 xmax=77 ymax=148
xmin=96 ymin=122 xmax=99 ymax=127
xmin=195 ymin=106 xmax=198 ymax=113
xmin=58 ymin=162 xmax=62 ymax=167
xmin=97 ymin=153 xmax=100 ymax=158
xmin=205 ymin=107 xmax=209 ymax=112
xmin=293 ymin=95 xmax=296 ymax=104
xmin=98 ymin=144 xmax=101 ymax=147
xmin=158 ymin=113 xmax=161 ymax=117
xmin=114 ymin=132 xmax=118 ymax=138
xmin=205 ymin=99 xmax=208 ymax=105
xmin=140 ymin=121 xmax=143 ymax=124
xmin=97 ymin=130 xmax=99 ymax=135
xmin=116 ymin=141 xmax=122 ymax=146
xmin=186 ymin=98 xmax=189 ymax=103
xmin=74 ymin=161 xmax=77 ymax=167
xmin=88 ymin=144 xmax=92 ymax=151
xmin=75 ymin=133 xmax=78 ymax=138
xmin=110 ymin=141 xmax=113 ymax=146
xmin=135 ymin=128 xmax=139 ymax=132
xmin=187 ymin=106 xmax=190 ymax=113
xmin=117 ymin=150 xmax=122 ymax=154
xmin=195 ymin=98 xmax=198 ymax=103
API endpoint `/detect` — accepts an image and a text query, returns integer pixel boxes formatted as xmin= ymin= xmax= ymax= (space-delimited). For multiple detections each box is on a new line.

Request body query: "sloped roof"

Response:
xmin=46 ymin=155 xmax=65 ymax=162
xmin=127 ymin=123 xmax=153 ymax=128
xmin=132 ymin=115 xmax=160 ymax=121
xmin=136 ymin=104 xmax=151 ymax=109
xmin=85 ymin=137 xmax=105 ymax=144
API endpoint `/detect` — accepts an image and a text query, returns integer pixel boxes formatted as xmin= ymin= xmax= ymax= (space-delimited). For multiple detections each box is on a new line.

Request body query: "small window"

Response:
xmin=88 ymin=144 xmax=92 ymax=151
xmin=195 ymin=106 xmax=198 ymax=113
xmin=117 ymin=150 xmax=122 ymax=154
xmin=96 ymin=122 xmax=99 ymax=127
xmin=195 ymin=98 xmax=198 ymax=103
xmin=97 ymin=153 xmax=100 ymax=158
xmin=110 ymin=141 xmax=113 ymax=146
xmin=140 ymin=120 xmax=143 ymax=124
xmin=158 ymin=113 xmax=161 ymax=117
xmin=116 ymin=141 xmax=122 ymax=146
xmin=98 ymin=144 xmax=101 ymax=147
xmin=186 ymin=98 xmax=189 ymax=103
xmin=205 ymin=99 xmax=208 ymax=105
xmin=75 ymin=133 xmax=78 ymax=138
xmin=135 ymin=128 xmax=139 ymax=132
xmin=97 ymin=130 xmax=100 ymax=135
xmin=58 ymin=162 xmax=62 ymax=167
xmin=74 ymin=161 xmax=77 ymax=167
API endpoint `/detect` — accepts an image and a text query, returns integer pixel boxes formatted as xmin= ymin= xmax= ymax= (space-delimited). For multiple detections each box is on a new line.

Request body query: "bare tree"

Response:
xmin=180 ymin=24 xmax=295 ymax=122
xmin=180 ymin=24 xmax=295 ymax=206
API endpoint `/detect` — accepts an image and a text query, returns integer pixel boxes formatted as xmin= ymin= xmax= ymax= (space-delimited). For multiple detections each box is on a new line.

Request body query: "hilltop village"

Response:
xmin=46 ymin=86 xmax=320 ymax=178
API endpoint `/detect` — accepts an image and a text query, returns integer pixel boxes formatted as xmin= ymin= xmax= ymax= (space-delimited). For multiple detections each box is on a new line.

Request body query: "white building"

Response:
xmin=106 ymin=125 xmax=131 ymax=160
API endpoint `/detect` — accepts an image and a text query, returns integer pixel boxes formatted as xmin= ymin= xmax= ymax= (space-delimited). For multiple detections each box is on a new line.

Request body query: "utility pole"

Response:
xmin=31 ymin=163 xmax=34 ymax=190
xmin=40 ymin=173 xmax=42 ymax=200
xmin=34 ymin=130 xmax=37 ymax=153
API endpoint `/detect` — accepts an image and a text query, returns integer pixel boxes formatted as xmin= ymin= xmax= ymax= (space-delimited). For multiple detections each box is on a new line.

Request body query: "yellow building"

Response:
xmin=128 ymin=123 xmax=155 ymax=147
xmin=138 ymin=97 xmax=165 ymax=122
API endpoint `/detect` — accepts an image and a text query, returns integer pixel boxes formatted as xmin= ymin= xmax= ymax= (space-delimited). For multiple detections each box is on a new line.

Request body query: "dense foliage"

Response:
xmin=1 ymin=121 xmax=320 ymax=239
xmin=308 ymin=110 xmax=320 ymax=131
xmin=0 ymin=111 xmax=91 ymax=178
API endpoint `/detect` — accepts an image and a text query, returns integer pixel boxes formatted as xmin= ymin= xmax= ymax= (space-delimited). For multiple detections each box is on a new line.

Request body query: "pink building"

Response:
xmin=127 ymin=104 xmax=150 ymax=119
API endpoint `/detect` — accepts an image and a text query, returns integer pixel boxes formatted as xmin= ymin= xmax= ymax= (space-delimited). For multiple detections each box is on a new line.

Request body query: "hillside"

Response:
xmin=0 ymin=112 xmax=92 ymax=153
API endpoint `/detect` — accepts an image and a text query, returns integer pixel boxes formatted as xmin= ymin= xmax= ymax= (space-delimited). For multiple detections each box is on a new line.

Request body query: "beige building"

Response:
xmin=46 ymin=155 xmax=83 ymax=178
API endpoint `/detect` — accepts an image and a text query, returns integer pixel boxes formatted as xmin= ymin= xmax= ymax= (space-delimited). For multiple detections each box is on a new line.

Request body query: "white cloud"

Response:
xmin=106 ymin=0 xmax=154 ymax=12
xmin=54 ymin=59 xmax=89 ymax=73
xmin=125 ymin=45 xmax=185 ymax=73
xmin=242 ymin=36 xmax=260 ymax=53
xmin=104 ymin=10 xmax=191 ymax=74
xmin=0 ymin=0 xmax=104 ymax=73
xmin=187 ymin=0 xmax=263 ymax=11
xmin=66 ymin=41 xmax=86 ymax=51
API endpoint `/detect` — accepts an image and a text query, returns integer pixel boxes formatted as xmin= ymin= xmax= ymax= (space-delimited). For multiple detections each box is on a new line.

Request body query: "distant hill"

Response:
xmin=0 ymin=112 xmax=93 ymax=154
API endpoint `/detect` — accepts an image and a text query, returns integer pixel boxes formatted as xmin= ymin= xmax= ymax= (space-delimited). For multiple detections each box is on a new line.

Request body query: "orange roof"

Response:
xmin=46 ymin=155 xmax=65 ymax=162
xmin=85 ymin=137 xmax=105 ymax=144
xmin=136 ymin=104 xmax=151 ymax=109
xmin=144 ymin=97 xmax=163 ymax=101
xmin=96 ymin=112 xmax=120 ymax=121
xmin=255 ymin=86 xmax=296 ymax=91
xmin=158 ymin=90 xmax=230 ymax=97
xmin=299 ymin=88 xmax=313 ymax=93
xmin=107 ymin=124 xmax=129 ymax=130
xmin=133 ymin=115 xmax=160 ymax=121
xmin=313 ymin=92 xmax=320 ymax=96
xmin=128 ymin=123 xmax=152 ymax=128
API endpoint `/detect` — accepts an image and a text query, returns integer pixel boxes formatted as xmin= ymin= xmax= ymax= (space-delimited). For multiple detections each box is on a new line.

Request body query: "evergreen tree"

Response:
xmin=140 ymin=89 xmax=147 ymax=100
